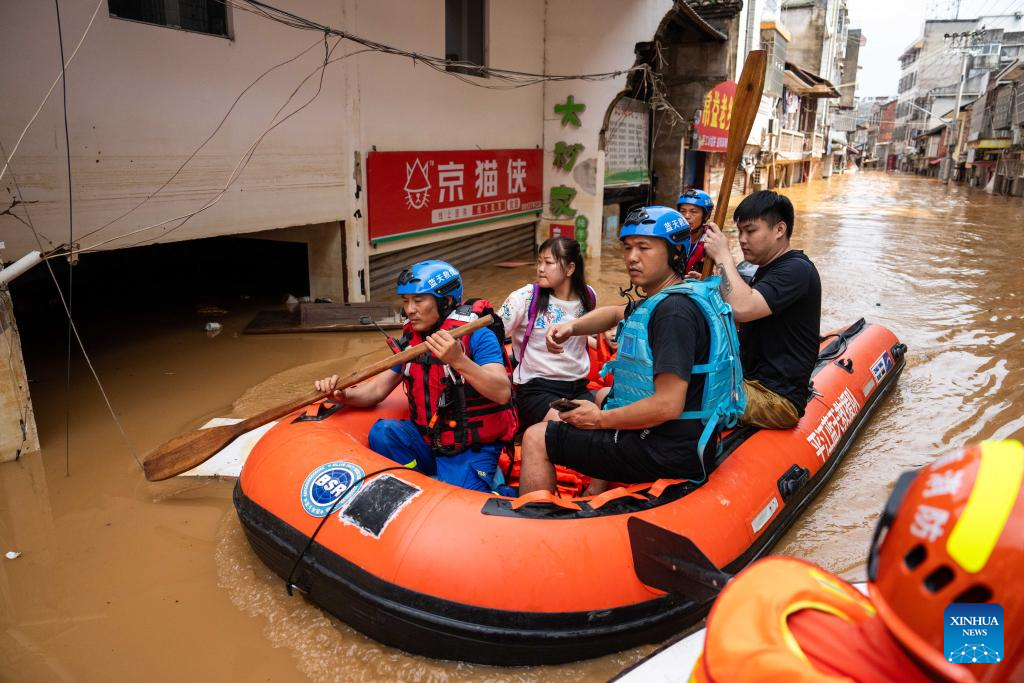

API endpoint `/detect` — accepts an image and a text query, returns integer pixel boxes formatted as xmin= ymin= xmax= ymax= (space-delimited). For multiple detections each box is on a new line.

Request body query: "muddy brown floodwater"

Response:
xmin=2 ymin=171 xmax=1023 ymax=681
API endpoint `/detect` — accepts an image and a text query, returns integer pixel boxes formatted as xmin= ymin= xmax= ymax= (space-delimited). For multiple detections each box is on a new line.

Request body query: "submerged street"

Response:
xmin=2 ymin=170 xmax=1024 ymax=680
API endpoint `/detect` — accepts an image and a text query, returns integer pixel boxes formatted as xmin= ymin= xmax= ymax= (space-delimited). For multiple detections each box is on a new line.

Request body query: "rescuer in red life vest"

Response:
xmin=676 ymin=188 xmax=715 ymax=278
xmin=314 ymin=260 xmax=517 ymax=492
xmin=691 ymin=439 xmax=1024 ymax=683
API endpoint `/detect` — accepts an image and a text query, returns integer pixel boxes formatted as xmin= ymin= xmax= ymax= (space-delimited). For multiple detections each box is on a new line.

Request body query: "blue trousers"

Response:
xmin=367 ymin=418 xmax=502 ymax=493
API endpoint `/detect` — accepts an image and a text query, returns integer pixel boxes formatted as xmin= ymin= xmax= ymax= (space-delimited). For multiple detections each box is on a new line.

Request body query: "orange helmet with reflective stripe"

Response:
xmin=867 ymin=440 xmax=1024 ymax=683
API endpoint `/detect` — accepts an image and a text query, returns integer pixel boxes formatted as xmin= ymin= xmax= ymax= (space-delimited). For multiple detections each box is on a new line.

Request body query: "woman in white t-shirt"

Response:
xmin=498 ymin=237 xmax=596 ymax=430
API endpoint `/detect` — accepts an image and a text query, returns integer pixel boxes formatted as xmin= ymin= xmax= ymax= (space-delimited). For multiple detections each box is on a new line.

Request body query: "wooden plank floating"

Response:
xmin=244 ymin=302 xmax=404 ymax=335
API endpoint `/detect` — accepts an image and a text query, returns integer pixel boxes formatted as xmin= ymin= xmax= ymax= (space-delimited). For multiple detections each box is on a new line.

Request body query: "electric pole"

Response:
xmin=942 ymin=29 xmax=983 ymax=185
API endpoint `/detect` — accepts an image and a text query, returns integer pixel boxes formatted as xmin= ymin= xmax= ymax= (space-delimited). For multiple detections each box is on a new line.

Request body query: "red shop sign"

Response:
xmin=696 ymin=81 xmax=737 ymax=153
xmin=367 ymin=148 xmax=543 ymax=242
xmin=549 ymin=223 xmax=575 ymax=239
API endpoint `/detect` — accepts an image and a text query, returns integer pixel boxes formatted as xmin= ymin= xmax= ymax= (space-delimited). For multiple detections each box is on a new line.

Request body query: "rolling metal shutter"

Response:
xmin=368 ymin=222 xmax=536 ymax=300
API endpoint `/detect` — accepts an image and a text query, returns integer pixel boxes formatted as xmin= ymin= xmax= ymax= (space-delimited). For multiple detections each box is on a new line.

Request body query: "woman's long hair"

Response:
xmin=534 ymin=237 xmax=594 ymax=316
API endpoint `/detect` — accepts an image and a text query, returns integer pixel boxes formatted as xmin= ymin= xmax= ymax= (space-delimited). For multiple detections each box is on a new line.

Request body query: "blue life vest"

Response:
xmin=602 ymin=278 xmax=746 ymax=479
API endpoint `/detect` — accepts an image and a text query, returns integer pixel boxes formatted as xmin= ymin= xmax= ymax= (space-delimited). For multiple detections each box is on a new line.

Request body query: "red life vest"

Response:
xmin=400 ymin=299 xmax=518 ymax=455
xmin=586 ymin=331 xmax=614 ymax=390
xmin=692 ymin=556 xmax=935 ymax=683
xmin=686 ymin=235 xmax=706 ymax=274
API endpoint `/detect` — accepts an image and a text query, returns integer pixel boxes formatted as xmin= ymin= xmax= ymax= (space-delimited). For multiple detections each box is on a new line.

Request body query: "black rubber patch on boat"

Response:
xmin=340 ymin=474 xmax=421 ymax=538
xmin=292 ymin=401 xmax=344 ymax=423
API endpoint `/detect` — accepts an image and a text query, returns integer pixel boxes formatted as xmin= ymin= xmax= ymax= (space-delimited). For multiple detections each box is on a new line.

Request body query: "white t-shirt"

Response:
xmin=498 ymin=284 xmax=592 ymax=385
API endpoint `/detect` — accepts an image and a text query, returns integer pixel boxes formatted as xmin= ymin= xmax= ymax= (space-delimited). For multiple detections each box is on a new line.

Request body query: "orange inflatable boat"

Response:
xmin=234 ymin=318 xmax=905 ymax=665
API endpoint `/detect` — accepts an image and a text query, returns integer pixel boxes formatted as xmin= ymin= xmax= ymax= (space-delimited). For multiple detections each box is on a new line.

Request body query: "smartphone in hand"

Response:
xmin=549 ymin=398 xmax=580 ymax=412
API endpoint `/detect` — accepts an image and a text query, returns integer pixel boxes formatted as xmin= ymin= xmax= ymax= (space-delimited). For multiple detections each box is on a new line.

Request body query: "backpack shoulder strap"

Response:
xmin=518 ymin=283 xmax=542 ymax=362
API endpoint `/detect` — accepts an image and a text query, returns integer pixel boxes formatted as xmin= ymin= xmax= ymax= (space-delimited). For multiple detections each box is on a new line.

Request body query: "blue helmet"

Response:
xmin=676 ymin=188 xmax=714 ymax=219
xmin=619 ymin=206 xmax=691 ymax=247
xmin=396 ymin=260 xmax=463 ymax=303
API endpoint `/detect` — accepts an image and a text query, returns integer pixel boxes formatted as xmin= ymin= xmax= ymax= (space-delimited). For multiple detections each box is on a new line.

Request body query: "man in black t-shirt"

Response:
xmin=703 ymin=190 xmax=821 ymax=429
xmin=517 ymin=206 xmax=715 ymax=496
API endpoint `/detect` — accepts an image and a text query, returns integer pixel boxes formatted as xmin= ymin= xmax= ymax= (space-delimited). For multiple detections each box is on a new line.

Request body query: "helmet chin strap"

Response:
xmin=669 ymin=243 xmax=688 ymax=276
xmin=433 ymin=296 xmax=457 ymax=330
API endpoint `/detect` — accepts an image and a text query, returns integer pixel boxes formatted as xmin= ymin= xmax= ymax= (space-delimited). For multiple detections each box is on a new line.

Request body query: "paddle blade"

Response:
xmin=143 ymin=423 xmax=246 ymax=481
xmin=702 ymin=49 xmax=768 ymax=280
xmin=628 ymin=517 xmax=731 ymax=603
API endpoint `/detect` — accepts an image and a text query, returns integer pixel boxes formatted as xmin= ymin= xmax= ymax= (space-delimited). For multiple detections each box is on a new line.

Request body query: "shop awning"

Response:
xmin=975 ymin=139 xmax=1011 ymax=150
xmin=670 ymin=2 xmax=728 ymax=42
xmin=784 ymin=62 xmax=840 ymax=98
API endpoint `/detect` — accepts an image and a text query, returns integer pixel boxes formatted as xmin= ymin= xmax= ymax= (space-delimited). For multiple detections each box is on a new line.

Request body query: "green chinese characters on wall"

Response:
xmin=574 ymin=214 xmax=589 ymax=252
xmin=550 ymin=95 xmax=590 ymax=247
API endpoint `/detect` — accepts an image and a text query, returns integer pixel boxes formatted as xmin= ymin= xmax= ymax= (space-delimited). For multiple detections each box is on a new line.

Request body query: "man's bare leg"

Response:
xmin=518 ymin=423 xmax=556 ymax=494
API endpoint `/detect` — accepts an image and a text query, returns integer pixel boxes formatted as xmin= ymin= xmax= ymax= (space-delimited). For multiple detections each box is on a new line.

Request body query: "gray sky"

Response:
xmin=847 ymin=0 xmax=1024 ymax=97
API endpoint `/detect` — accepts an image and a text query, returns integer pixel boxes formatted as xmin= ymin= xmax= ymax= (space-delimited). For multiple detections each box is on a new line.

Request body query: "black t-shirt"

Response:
xmin=618 ymin=292 xmax=712 ymax=472
xmin=740 ymin=250 xmax=821 ymax=414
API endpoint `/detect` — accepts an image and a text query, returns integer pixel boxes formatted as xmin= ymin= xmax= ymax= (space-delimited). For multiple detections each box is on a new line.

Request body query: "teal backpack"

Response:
xmin=602 ymin=277 xmax=746 ymax=480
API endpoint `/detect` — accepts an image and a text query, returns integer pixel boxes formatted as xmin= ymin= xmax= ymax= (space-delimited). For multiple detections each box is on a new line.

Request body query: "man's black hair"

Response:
xmin=733 ymin=190 xmax=795 ymax=239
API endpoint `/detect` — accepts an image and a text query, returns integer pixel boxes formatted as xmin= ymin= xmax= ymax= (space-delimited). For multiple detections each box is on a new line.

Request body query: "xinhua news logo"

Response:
xmin=944 ymin=603 xmax=1004 ymax=664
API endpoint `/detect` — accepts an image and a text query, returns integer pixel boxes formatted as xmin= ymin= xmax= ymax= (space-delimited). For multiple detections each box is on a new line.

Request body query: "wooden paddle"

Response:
xmin=142 ymin=314 xmax=495 ymax=481
xmin=700 ymin=49 xmax=768 ymax=280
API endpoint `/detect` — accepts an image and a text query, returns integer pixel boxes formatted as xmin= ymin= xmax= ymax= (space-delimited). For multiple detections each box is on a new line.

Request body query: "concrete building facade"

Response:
xmin=0 ymin=0 xmax=784 ymax=461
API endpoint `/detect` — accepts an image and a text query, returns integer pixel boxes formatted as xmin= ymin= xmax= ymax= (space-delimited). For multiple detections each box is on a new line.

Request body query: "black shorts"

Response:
xmin=514 ymin=378 xmax=594 ymax=432
xmin=543 ymin=421 xmax=704 ymax=483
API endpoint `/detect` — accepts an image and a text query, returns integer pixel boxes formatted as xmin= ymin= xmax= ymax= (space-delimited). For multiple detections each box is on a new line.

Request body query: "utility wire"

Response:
xmin=74 ymin=34 xmax=328 ymax=244
xmin=0 ymin=141 xmax=144 ymax=472
xmin=71 ymin=38 xmax=361 ymax=255
xmin=224 ymin=0 xmax=642 ymax=89
xmin=54 ymin=0 xmax=75 ymax=477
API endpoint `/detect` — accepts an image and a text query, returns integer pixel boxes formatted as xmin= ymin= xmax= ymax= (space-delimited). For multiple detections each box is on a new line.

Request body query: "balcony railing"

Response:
xmin=777 ymin=129 xmax=805 ymax=158
xmin=805 ymin=132 xmax=825 ymax=157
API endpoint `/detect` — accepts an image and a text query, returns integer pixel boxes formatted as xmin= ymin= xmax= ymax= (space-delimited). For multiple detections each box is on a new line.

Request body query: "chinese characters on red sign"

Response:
xmin=366 ymin=149 xmax=543 ymax=241
xmin=696 ymin=81 xmax=737 ymax=153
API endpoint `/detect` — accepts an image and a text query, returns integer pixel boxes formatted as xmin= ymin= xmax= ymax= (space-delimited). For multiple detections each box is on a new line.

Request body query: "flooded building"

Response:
xmin=894 ymin=15 xmax=1024 ymax=172
xmin=0 ymin=0 xmax=785 ymax=462
xmin=894 ymin=19 xmax=978 ymax=166
xmin=748 ymin=0 xmax=856 ymax=188
xmin=964 ymin=58 xmax=1024 ymax=195
xmin=847 ymin=96 xmax=895 ymax=168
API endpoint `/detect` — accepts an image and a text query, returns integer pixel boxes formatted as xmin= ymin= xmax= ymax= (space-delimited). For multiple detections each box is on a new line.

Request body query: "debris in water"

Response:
xmin=5 ymin=551 xmax=21 ymax=560
xmin=196 ymin=305 xmax=228 ymax=316
xmin=205 ymin=322 xmax=223 ymax=338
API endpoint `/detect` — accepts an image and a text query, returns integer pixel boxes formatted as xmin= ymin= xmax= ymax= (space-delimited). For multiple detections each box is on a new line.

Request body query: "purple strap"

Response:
xmin=519 ymin=283 xmax=541 ymax=360
xmin=517 ymin=284 xmax=596 ymax=364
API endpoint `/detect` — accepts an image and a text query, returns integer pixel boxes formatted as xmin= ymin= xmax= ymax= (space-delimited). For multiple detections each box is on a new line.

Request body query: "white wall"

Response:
xmin=2 ymin=0 xmax=678 ymax=287
xmin=0 ymin=0 xmax=349 ymax=261
xmin=348 ymin=0 xmax=547 ymax=296
xmin=541 ymin=0 xmax=671 ymax=258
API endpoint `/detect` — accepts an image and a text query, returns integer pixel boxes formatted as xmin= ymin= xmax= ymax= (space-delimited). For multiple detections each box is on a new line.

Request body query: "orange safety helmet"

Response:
xmin=867 ymin=440 xmax=1024 ymax=683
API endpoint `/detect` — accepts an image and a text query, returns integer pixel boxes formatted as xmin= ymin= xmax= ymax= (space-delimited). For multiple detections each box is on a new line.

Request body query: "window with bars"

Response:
xmin=445 ymin=0 xmax=486 ymax=77
xmin=109 ymin=0 xmax=229 ymax=37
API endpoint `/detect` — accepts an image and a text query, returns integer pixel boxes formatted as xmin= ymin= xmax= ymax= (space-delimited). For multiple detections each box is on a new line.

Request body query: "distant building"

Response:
xmin=895 ymin=15 xmax=1024 ymax=171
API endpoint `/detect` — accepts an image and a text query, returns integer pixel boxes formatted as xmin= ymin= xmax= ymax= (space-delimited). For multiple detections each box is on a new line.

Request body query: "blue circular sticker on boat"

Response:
xmin=299 ymin=461 xmax=365 ymax=517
